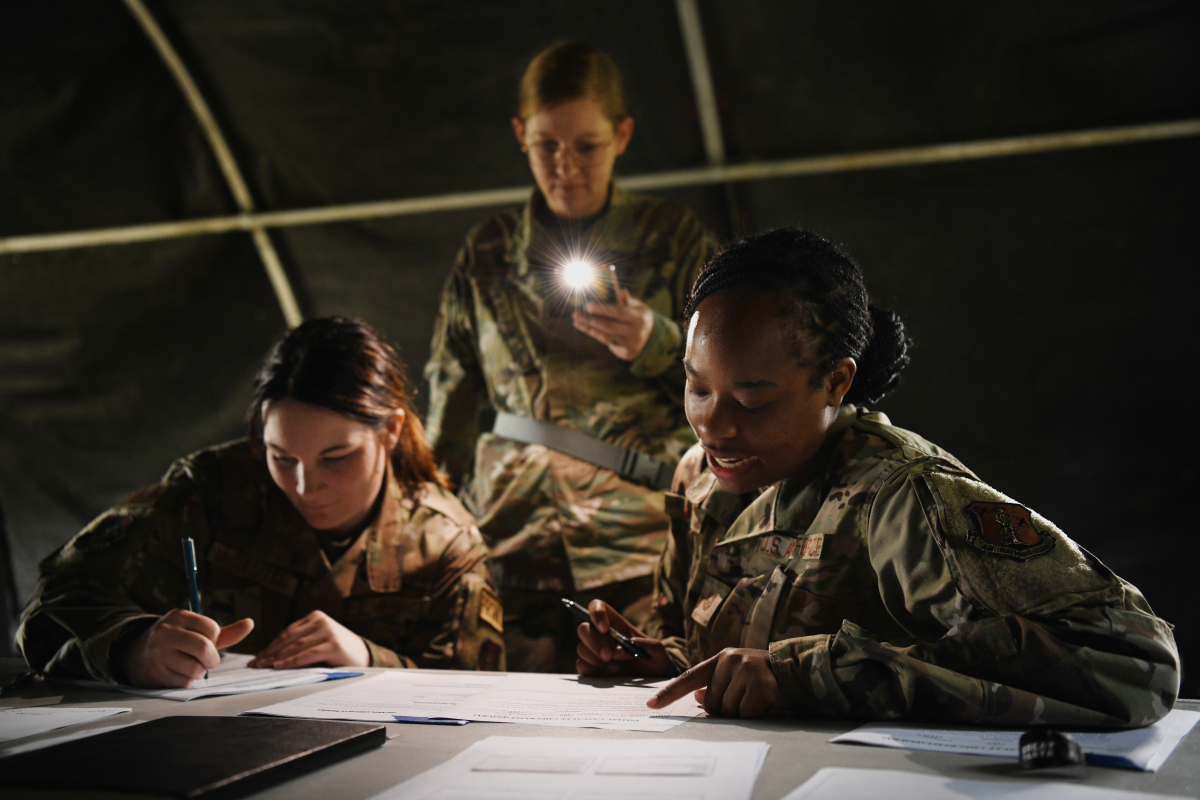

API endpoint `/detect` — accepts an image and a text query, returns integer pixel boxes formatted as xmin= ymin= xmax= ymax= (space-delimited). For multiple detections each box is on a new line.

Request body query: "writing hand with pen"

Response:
xmin=118 ymin=536 xmax=256 ymax=689
xmin=573 ymin=598 xmax=788 ymax=719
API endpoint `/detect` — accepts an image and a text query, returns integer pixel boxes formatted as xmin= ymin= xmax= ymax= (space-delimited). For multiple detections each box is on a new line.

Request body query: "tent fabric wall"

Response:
xmin=2 ymin=1 xmax=1197 ymax=694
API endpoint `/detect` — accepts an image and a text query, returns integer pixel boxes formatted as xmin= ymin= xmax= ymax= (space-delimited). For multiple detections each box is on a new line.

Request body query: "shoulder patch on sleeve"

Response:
xmin=478 ymin=585 xmax=504 ymax=633
xmin=920 ymin=471 xmax=1116 ymax=616
xmin=965 ymin=501 xmax=1055 ymax=561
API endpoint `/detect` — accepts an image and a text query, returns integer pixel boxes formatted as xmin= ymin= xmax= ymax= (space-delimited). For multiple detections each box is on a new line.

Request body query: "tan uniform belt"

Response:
xmin=492 ymin=412 xmax=672 ymax=490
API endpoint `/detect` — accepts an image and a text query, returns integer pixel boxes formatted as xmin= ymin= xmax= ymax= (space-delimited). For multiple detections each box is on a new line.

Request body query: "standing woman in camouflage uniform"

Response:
xmin=576 ymin=229 xmax=1180 ymax=726
xmin=424 ymin=42 xmax=718 ymax=671
xmin=19 ymin=318 xmax=504 ymax=687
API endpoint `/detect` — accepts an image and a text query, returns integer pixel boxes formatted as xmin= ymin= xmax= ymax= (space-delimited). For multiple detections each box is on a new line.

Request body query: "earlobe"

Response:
xmin=613 ymin=116 xmax=634 ymax=155
xmin=388 ymin=409 xmax=406 ymax=451
xmin=827 ymin=358 xmax=857 ymax=406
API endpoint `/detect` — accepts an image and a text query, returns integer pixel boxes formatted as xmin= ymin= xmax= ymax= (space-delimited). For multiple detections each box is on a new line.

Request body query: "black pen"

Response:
xmin=561 ymin=598 xmax=651 ymax=660
xmin=181 ymin=537 xmax=207 ymax=678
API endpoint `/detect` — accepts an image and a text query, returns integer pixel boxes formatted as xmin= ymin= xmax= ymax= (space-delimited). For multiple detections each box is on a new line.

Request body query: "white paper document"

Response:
xmin=0 ymin=706 xmax=131 ymax=743
xmin=446 ymin=673 xmax=703 ymax=732
xmin=830 ymin=708 xmax=1200 ymax=772
xmin=63 ymin=652 xmax=362 ymax=701
xmin=247 ymin=671 xmax=702 ymax=732
xmin=781 ymin=767 xmax=1191 ymax=800
xmin=369 ymin=736 xmax=769 ymax=800
xmin=246 ymin=670 xmax=508 ymax=723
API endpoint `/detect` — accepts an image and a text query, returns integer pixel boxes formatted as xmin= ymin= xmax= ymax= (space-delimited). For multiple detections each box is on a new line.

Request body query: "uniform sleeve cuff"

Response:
xmin=83 ymin=614 xmax=160 ymax=683
xmin=364 ymin=637 xmax=415 ymax=669
xmin=769 ymin=635 xmax=851 ymax=717
xmin=628 ymin=311 xmax=682 ymax=378
xmin=659 ymin=636 xmax=689 ymax=676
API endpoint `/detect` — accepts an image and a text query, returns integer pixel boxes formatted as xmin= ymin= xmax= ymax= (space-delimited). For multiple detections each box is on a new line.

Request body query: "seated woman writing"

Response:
xmin=576 ymin=228 xmax=1180 ymax=726
xmin=19 ymin=317 xmax=504 ymax=687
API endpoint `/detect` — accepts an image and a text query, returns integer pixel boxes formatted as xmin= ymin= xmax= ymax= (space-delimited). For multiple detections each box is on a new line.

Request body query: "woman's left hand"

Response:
xmin=573 ymin=282 xmax=655 ymax=362
xmin=248 ymin=610 xmax=370 ymax=669
xmin=644 ymin=647 xmax=788 ymax=718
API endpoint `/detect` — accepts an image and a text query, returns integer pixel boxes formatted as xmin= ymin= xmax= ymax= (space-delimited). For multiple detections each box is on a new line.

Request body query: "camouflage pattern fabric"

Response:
xmin=18 ymin=439 xmax=505 ymax=681
xmin=650 ymin=406 xmax=1180 ymax=726
xmin=424 ymin=184 xmax=717 ymax=605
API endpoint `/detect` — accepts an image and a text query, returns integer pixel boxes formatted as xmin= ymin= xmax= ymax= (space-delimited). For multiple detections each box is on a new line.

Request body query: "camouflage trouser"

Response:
xmin=501 ymin=574 xmax=656 ymax=673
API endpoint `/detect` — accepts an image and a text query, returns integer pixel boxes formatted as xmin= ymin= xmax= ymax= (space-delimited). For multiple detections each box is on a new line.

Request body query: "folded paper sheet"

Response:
xmin=60 ymin=652 xmax=362 ymax=701
xmin=830 ymin=708 xmax=1200 ymax=772
xmin=369 ymin=736 xmax=768 ymax=800
xmin=781 ymin=767 xmax=1190 ymax=800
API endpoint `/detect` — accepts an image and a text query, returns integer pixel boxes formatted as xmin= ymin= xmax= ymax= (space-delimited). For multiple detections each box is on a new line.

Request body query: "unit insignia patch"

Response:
xmin=965 ymin=501 xmax=1055 ymax=561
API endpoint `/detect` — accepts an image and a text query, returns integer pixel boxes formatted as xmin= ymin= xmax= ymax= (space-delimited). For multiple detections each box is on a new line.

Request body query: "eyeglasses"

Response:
xmin=526 ymin=138 xmax=615 ymax=168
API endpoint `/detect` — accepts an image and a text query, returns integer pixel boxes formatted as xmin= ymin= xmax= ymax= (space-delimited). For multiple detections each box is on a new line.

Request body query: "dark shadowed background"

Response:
xmin=1 ymin=1 xmax=1197 ymax=694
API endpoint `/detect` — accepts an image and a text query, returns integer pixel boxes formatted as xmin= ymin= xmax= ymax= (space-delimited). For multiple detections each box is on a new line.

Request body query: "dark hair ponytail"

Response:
xmin=686 ymin=227 xmax=912 ymax=406
xmin=247 ymin=317 xmax=449 ymax=492
xmin=845 ymin=306 xmax=911 ymax=405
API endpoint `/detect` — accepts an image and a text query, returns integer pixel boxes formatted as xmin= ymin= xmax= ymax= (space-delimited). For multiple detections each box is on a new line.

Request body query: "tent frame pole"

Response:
xmin=675 ymin=0 xmax=725 ymax=166
xmin=121 ymin=0 xmax=304 ymax=328
xmin=2 ymin=119 xmax=1198 ymax=256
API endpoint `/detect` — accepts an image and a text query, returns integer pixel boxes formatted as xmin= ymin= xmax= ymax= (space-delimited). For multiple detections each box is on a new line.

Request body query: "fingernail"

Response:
xmin=600 ymin=648 xmax=611 ymax=661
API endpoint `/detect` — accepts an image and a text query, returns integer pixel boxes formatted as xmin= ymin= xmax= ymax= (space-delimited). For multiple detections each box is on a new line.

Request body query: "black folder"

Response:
xmin=0 ymin=715 xmax=386 ymax=799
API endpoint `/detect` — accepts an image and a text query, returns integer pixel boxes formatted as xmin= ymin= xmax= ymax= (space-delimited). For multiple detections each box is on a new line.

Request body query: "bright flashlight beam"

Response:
xmin=562 ymin=260 xmax=594 ymax=289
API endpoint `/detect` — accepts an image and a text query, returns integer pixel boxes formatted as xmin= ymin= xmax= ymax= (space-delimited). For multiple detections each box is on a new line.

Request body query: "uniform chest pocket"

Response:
xmin=206 ymin=542 xmax=299 ymax=597
xmin=692 ymin=566 xmax=791 ymax=652
xmin=342 ymin=595 xmax=432 ymax=624
xmin=693 ymin=532 xmax=846 ymax=651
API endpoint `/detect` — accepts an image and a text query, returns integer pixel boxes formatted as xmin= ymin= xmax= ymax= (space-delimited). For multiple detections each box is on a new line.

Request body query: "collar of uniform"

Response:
xmin=508 ymin=183 xmax=636 ymax=277
xmin=685 ymin=469 xmax=760 ymax=533
xmin=310 ymin=460 xmax=411 ymax=601
xmin=700 ymin=404 xmax=860 ymax=544
xmin=362 ymin=461 xmax=411 ymax=594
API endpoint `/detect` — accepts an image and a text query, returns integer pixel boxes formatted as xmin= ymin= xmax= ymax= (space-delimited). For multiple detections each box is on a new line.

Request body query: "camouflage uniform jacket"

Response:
xmin=651 ymin=406 xmax=1180 ymax=726
xmin=18 ymin=439 xmax=506 ymax=681
xmin=424 ymin=185 xmax=718 ymax=592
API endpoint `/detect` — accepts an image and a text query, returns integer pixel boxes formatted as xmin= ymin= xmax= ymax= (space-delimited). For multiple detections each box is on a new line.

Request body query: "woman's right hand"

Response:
xmin=121 ymin=609 xmax=254 ymax=688
xmin=575 ymin=600 xmax=671 ymax=678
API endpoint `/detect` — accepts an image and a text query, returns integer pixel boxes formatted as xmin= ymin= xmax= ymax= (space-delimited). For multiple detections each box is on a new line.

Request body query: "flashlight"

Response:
xmin=563 ymin=259 xmax=594 ymax=289
xmin=560 ymin=260 xmax=618 ymax=304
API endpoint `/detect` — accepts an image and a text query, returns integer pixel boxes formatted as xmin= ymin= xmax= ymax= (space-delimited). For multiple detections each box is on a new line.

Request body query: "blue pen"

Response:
xmin=181 ymin=537 xmax=207 ymax=678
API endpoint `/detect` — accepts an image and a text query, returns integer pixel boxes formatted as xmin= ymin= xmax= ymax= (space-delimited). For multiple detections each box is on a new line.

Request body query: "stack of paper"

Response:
xmin=830 ymin=708 xmax=1200 ymax=772
xmin=782 ymin=768 xmax=1190 ymax=800
xmin=247 ymin=671 xmax=702 ymax=732
xmin=370 ymin=736 xmax=769 ymax=800
xmin=63 ymin=652 xmax=362 ymax=701
xmin=0 ymin=707 xmax=131 ymax=743
xmin=246 ymin=671 xmax=508 ymax=724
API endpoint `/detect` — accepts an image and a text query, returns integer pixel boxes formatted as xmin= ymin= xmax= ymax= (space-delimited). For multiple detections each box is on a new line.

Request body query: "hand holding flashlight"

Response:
xmin=572 ymin=268 xmax=655 ymax=361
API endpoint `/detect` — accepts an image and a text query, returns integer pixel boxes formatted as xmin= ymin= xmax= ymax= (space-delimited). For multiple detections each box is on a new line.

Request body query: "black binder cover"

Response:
xmin=0 ymin=715 xmax=386 ymax=799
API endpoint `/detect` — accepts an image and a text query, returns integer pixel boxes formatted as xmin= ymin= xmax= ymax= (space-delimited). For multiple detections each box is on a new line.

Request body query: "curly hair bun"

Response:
xmin=846 ymin=305 xmax=911 ymax=405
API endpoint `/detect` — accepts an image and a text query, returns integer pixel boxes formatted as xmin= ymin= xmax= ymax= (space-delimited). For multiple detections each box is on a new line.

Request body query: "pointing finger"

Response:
xmin=646 ymin=654 xmax=718 ymax=709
